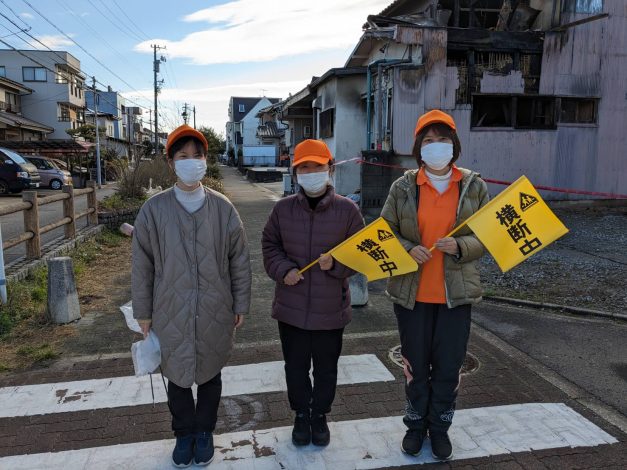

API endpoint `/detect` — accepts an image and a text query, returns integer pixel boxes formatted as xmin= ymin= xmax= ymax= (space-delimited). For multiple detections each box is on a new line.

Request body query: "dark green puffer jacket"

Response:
xmin=381 ymin=167 xmax=489 ymax=309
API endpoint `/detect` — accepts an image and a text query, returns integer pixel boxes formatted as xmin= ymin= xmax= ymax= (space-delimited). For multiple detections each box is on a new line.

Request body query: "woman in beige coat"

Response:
xmin=132 ymin=125 xmax=251 ymax=467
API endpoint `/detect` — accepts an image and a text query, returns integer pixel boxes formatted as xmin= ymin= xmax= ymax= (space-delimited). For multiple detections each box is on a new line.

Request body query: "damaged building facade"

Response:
xmin=272 ymin=0 xmax=625 ymax=213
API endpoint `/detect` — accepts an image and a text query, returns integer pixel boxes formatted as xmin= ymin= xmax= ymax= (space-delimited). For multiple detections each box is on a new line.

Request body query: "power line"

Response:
xmin=111 ymin=0 xmax=151 ymax=41
xmin=0 ymin=0 xmax=30 ymax=29
xmin=20 ymin=0 xmax=145 ymax=96
xmin=54 ymin=0 xmax=147 ymax=83
xmin=0 ymin=18 xmax=150 ymax=112
xmin=85 ymin=0 xmax=144 ymax=44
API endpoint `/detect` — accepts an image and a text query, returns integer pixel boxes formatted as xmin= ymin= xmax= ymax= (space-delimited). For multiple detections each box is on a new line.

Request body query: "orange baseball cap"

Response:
xmin=414 ymin=109 xmax=456 ymax=136
xmin=165 ymin=124 xmax=208 ymax=155
xmin=293 ymin=139 xmax=333 ymax=167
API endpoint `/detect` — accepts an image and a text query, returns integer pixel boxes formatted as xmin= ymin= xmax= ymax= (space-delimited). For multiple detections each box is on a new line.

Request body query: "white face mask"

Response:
xmin=421 ymin=142 xmax=453 ymax=170
xmin=174 ymin=159 xmax=207 ymax=185
xmin=297 ymin=171 xmax=330 ymax=196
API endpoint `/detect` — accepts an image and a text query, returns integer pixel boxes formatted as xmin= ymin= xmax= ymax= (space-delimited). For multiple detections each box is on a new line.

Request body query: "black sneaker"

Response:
xmin=401 ymin=428 xmax=427 ymax=456
xmin=311 ymin=413 xmax=330 ymax=446
xmin=430 ymin=430 xmax=453 ymax=460
xmin=193 ymin=432 xmax=215 ymax=466
xmin=171 ymin=435 xmax=194 ymax=468
xmin=292 ymin=411 xmax=311 ymax=446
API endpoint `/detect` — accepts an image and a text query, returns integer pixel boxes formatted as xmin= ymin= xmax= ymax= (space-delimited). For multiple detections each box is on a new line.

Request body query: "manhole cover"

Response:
xmin=388 ymin=345 xmax=480 ymax=375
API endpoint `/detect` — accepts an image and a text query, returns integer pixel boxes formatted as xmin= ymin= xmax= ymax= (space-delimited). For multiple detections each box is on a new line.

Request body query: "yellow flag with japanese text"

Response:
xmin=330 ymin=217 xmax=418 ymax=281
xmin=464 ymin=176 xmax=569 ymax=272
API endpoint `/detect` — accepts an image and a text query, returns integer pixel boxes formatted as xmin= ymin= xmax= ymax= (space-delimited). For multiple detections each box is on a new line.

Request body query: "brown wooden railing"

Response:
xmin=0 ymin=182 xmax=98 ymax=259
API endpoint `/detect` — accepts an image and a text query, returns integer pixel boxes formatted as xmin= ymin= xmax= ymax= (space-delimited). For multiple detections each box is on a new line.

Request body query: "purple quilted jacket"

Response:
xmin=262 ymin=187 xmax=364 ymax=330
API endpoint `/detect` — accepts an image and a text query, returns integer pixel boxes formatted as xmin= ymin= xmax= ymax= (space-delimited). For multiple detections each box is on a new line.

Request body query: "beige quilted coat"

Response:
xmin=132 ymin=187 xmax=251 ymax=387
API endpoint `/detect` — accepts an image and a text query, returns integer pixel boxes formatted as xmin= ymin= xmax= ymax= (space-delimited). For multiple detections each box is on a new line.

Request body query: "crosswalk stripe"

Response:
xmin=0 ymin=403 xmax=616 ymax=469
xmin=0 ymin=354 xmax=394 ymax=418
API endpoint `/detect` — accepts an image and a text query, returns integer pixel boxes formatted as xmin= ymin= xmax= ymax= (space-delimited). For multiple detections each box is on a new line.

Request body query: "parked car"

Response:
xmin=0 ymin=148 xmax=41 ymax=195
xmin=24 ymin=155 xmax=72 ymax=190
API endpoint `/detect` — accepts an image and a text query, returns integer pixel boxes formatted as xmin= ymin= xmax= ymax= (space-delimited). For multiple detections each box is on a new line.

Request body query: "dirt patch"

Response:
xmin=480 ymin=206 xmax=627 ymax=314
xmin=0 ymin=233 xmax=135 ymax=373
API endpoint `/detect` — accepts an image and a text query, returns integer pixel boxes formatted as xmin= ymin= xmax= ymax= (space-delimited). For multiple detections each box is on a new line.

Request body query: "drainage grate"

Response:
xmin=388 ymin=345 xmax=480 ymax=375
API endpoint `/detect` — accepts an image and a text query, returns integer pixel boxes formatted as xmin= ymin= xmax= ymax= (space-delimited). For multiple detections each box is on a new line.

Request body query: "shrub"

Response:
xmin=116 ymin=158 xmax=175 ymax=200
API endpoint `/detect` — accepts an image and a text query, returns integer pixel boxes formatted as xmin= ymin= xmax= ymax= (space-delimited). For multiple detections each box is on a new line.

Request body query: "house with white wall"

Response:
xmin=225 ymin=96 xmax=280 ymax=166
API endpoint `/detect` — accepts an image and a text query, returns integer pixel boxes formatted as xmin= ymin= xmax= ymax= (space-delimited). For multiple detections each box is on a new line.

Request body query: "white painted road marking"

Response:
xmin=0 ymin=403 xmax=616 ymax=469
xmin=0 ymin=354 xmax=394 ymax=418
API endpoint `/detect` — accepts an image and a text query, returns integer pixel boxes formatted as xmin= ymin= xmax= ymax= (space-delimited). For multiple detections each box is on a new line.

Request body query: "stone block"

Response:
xmin=47 ymin=257 xmax=81 ymax=324
xmin=349 ymin=273 xmax=369 ymax=306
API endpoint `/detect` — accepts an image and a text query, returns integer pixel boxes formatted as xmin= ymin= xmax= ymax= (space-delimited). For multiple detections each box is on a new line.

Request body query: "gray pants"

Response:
xmin=394 ymin=302 xmax=471 ymax=432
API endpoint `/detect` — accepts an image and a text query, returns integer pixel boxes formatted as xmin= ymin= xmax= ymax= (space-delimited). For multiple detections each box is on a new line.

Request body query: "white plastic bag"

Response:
xmin=131 ymin=331 xmax=161 ymax=376
xmin=120 ymin=301 xmax=142 ymax=334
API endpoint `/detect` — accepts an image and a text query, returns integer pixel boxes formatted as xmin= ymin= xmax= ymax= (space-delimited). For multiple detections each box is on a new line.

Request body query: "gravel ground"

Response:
xmin=479 ymin=205 xmax=627 ymax=314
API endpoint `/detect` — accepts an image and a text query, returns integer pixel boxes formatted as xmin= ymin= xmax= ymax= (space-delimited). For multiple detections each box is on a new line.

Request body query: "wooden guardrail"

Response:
xmin=0 ymin=181 xmax=98 ymax=259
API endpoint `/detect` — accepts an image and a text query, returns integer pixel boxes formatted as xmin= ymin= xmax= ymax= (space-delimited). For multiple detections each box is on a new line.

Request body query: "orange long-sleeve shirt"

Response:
xmin=415 ymin=167 xmax=462 ymax=303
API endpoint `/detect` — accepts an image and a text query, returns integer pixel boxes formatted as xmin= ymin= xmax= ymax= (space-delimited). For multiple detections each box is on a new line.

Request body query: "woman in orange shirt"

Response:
xmin=381 ymin=110 xmax=489 ymax=461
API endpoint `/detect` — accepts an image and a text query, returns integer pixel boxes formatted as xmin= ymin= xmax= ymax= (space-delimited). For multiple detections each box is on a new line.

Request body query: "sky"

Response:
xmin=0 ymin=0 xmax=392 ymax=135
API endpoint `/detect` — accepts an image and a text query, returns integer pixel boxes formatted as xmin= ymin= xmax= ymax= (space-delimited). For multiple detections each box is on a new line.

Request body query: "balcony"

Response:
xmin=0 ymin=101 xmax=21 ymax=113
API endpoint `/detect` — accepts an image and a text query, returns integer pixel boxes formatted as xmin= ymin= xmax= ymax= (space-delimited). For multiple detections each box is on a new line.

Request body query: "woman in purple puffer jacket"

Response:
xmin=262 ymin=139 xmax=364 ymax=448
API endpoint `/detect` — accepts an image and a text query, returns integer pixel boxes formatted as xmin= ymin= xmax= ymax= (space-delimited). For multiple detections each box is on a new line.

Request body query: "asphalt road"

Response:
xmin=473 ymin=305 xmax=627 ymax=417
xmin=0 ymin=185 xmax=117 ymax=264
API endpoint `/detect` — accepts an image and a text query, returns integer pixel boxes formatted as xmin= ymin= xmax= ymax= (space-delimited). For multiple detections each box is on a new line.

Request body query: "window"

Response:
xmin=238 ymin=104 xmax=245 ymax=113
xmin=472 ymin=96 xmax=513 ymax=127
xmin=516 ymin=97 xmax=556 ymax=129
xmin=560 ymin=98 xmax=597 ymax=124
xmin=303 ymin=125 xmax=311 ymax=137
xmin=22 ymin=67 xmax=47 ymax=82
xmin=472 ymin=95 xmax=556 ymax=129
xmin=0 ymin=66 xmax=5 ymax=77
xmin=58 ymin=104 xmax=71 ymax=122
xmin=562 ymin=0 xmax=603 ymax=14
xmin=319 ymin=108 xmax=334 ymax=138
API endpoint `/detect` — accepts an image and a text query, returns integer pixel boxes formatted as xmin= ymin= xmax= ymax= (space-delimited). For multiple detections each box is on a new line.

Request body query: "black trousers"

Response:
xmin=394 ymin=302 xmax=471 ymax=432
xmin=167 ymin=373 xmax=222 ymax=437
xmin=278 ymin=321 xmax=344 ymax=415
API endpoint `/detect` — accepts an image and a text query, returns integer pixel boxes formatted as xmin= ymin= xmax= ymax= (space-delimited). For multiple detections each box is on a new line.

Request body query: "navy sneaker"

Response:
xmin=193 ymin=432 xmax=215 ymax=466
xmin=172 ymin=435 xmax=194 ymax=468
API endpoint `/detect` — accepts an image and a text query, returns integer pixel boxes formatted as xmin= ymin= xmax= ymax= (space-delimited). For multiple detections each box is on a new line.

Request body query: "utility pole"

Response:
xmin=152 ymin=44 xmax=166 ymax=156
xmin=126 ymin=107 xmax=134 ymax=164
xmin=92 ymin=76 xmax=102 ymax=188
xmin=182 ymin=102 xmax=189 ymax=125
xmin=193 ymin=105 xmax=196 ymax=129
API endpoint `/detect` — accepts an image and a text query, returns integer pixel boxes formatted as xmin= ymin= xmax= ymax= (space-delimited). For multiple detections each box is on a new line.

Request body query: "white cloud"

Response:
xmin=134 ymin=0 xmax=390 ymax=64
xmin=36 ymin=35 xmax=74 ymax=49
xmin=20 ymin=12 xmax=34 ymax=19
xmin=123 ymin=78 xmax=310 ymax=132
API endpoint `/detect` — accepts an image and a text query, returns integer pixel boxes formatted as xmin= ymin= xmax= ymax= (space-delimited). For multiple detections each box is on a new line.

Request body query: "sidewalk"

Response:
xmin=0 ymin=167 xmax=624 ymax=469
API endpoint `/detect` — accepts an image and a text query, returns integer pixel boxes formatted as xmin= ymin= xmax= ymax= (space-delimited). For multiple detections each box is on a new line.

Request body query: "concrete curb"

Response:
xmin=484 ymin=295 xmax=627 ymax=321
xmin=6 ymin=225 xmax=104 ymax=283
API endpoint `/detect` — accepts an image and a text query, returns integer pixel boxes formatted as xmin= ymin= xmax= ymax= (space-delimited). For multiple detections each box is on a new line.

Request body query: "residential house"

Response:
xmin=308 ymin=68 xmax=368 ymax=196
xmin=0 ymin=76 xmax=53 ymax=141
xmin=255 ymin=101 xmax=288 ymax=165
xmin=283 ymin=0 xmax=625 ymax=214
xmin=278 ymin=87 xmax=315 ymax=160
xmin=0 ymin=50 xmax=86 ymax=139
xmin=225 ymin=96 xmax=280 ymax=166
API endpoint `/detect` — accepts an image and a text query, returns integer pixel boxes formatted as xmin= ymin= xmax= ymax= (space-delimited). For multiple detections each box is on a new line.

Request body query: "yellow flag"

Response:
xmin=464 ymin=176 xmax=569 ymax=272
xmin=330 ymin=217 xmax=418 ymax=281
